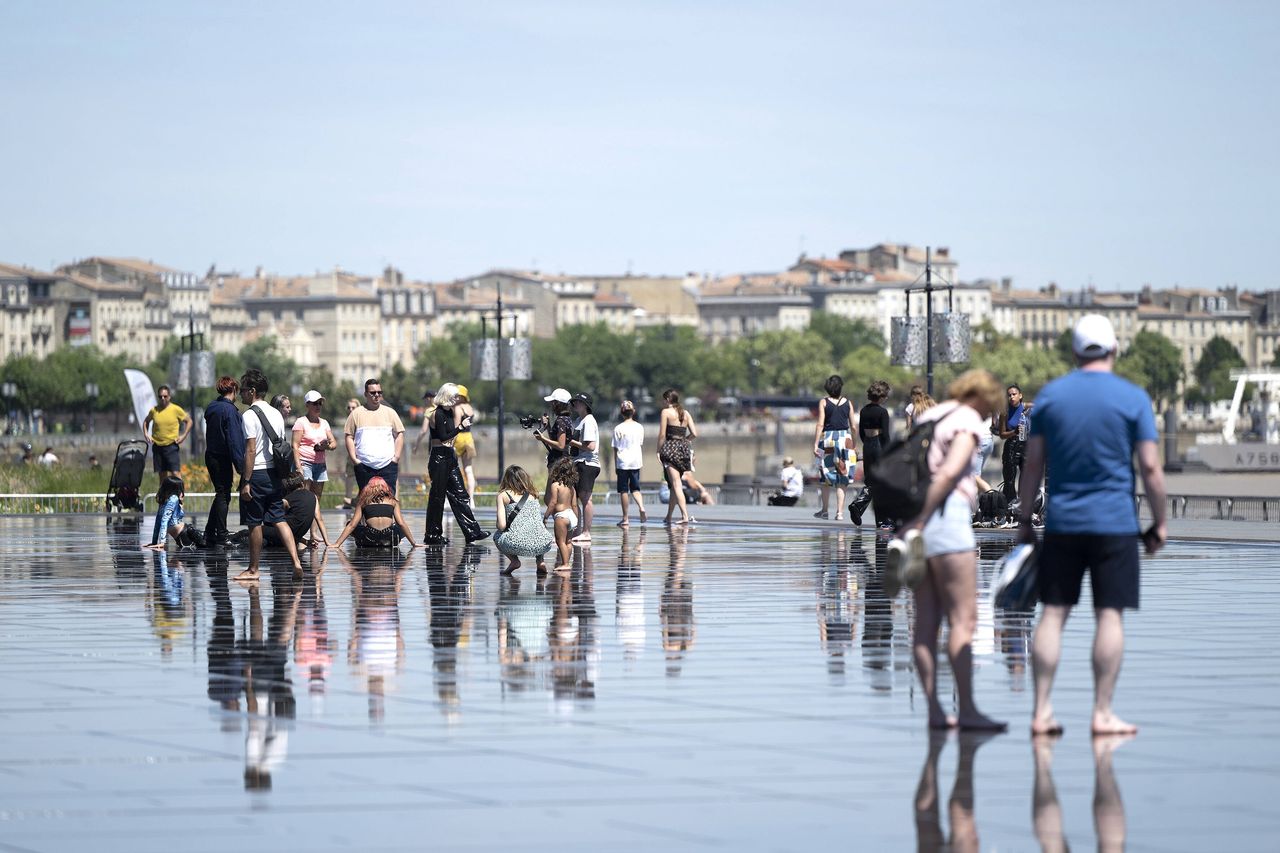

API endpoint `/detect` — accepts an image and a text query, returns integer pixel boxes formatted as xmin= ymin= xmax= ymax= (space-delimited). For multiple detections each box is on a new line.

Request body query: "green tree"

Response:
xmin=741 ymin=330 xmax=835 ymax=395
xmin=968 ymin=339 xmax=1069 ymax=398
xmin=533 ymin=323 xmax=636 ymax=404
xmin=1116 ymin=330 xmax=1183 ymax=407
xmin=1054 ymin=329 xmax=1075 ymax=365
xmin=807 ymin=312 xmax=885 ymax=362
xmin=634 ymin=325 xmax=703 ymax=399
xmin=1193 ymin=335 xmax=1246 ymax=401
xmin=837 ymin=345 xmax=917 ymax=403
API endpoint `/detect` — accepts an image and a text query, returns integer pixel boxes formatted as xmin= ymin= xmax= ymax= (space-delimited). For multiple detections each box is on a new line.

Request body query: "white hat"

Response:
xmin=1072 ymin=314 xmax=1118 ymax=358
xmin=543 ymin=388 xmax=571 ymax=404
xmin=303 ymin=389 xmax=324 ymax=403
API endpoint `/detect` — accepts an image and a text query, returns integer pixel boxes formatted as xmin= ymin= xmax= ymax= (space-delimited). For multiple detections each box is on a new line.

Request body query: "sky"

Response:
xmin=1 ymin=1 xmax=1277 ymax=291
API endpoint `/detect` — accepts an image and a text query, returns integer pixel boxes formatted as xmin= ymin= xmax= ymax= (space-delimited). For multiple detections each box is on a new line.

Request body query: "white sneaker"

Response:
xmin=884 ymin=537 xmax=908 ymax=598
xmin=901 ymin=529 xmax=927 ymax=589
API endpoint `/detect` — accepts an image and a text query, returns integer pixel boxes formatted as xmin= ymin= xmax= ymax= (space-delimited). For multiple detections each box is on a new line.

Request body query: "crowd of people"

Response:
xmin=137 ymin=313 xmax=1165 ymax=738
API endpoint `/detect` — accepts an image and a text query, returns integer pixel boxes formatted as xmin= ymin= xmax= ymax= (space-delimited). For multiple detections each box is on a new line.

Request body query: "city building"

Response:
xmin=696 ymin=271 xmax=812 ymax=342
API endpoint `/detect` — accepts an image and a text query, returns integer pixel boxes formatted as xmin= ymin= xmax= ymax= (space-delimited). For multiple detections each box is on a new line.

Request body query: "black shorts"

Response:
xmin=616 ymin=468 xmax=641 ymax=494
xmin=1038 ymin=533 xmax=1140 ymax=610
xmin=152 ymin=443 xmax=180 ymax=473
xmin=576 ymin=463 xmax=600 ymax=502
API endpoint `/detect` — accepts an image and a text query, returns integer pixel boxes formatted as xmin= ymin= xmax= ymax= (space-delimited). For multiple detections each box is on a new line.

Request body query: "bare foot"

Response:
xmin=639 ymin=509 xmax=647 ymax=523
xmin=535 ymin=561 xmax=547 ymax=574
xmin=1091 ymin=711 xmax=1138 ymax=736
xmin=503 ymin=559 xmax=520 ymax=575
xmin=928 ymin=714 xmax=959 ymax=730
xmin=1032 ymin=710 xmax=1065 ymax=736
xmin=958 ymin=713 xmax=1008 ymax=732
xmin=553 ymin=563 xmax=571 ymax=574
xmin=234 ymin=569 xmax=260 ymax=584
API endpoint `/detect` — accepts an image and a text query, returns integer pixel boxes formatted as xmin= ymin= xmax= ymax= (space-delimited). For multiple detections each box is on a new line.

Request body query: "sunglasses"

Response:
xmin=367 ymin=390 xmax=384 ymax=397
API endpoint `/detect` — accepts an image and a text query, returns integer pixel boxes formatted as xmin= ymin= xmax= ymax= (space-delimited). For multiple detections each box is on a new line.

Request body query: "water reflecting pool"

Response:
xmin=1 ymin=515 xmax=1277 ymax=851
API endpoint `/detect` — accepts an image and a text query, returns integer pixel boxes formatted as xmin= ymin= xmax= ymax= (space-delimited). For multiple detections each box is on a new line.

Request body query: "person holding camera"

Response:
xmin=532 ymin=388 xmax=574 ymax=504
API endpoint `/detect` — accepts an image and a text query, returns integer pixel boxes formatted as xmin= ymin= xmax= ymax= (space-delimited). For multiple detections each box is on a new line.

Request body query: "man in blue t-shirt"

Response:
xmin=1018 ymin=314 xmax=1167 ymax=738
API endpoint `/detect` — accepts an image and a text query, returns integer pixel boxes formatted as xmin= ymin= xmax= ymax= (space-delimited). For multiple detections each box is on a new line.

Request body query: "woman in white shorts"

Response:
xmin=898 ymin=370 xmax=1007 ymax=732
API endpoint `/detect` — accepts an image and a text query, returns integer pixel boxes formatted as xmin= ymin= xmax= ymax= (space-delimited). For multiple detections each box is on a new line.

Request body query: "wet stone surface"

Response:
xmin=0 ymin=514 xmax=1278 ymax=851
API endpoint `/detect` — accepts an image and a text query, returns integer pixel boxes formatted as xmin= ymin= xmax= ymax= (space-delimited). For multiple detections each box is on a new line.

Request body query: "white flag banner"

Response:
xmin=123 ymin=369 xmax=157 ymax=432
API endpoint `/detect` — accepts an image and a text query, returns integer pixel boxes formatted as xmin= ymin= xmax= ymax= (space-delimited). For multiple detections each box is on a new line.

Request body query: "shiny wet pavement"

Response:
xmin=0 ymin=515 xmax=1277 ymax=851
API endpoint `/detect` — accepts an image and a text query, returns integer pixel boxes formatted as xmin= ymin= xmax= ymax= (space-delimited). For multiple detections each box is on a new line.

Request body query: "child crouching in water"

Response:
xmin=493 ymin=465 xmax=555 ymax=574
xmin=146 ymin=475 xmax=205 ymax=550
xmin=544 ymin=458 xmax=579 ymax=569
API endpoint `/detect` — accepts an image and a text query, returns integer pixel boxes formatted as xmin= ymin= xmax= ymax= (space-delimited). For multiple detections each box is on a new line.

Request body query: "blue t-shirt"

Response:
xmin=1030 ymin=370 xmax=1157 ymax=535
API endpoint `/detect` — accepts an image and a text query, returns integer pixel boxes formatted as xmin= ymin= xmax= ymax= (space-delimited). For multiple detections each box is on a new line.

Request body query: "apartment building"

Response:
xmin=377 ymin=266 xmax=436 ymax=371
xmin=0 ymin=263 xmax=57 ymax=360
xmin=696 ymin=271 xmax=813 ymax=342
xmin=58 ymin=257 xmax=210 ymax=339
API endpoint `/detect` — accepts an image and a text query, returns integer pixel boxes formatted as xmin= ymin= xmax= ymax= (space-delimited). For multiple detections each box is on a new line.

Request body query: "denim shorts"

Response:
xmin=616 ymin=468 xmax=641 ymax=494
xmin=240 ymin=468 xmax=285 ymax=528
xmin=922 ymin=491 xmax=976 ymax=558
xmin=301 ymin=460 xmax=328 ymax=483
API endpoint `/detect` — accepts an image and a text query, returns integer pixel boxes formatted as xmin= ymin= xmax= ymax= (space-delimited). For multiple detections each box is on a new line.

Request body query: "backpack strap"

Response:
xmin=508 ymin=492 xmax=530 ymax=521
xmin=251 ymin=405 xmax=281 ymax=445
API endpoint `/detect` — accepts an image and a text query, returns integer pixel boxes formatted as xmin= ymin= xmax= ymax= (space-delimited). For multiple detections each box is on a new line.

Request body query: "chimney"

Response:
xmin=1001 ymin=277 xmax=1012 ymax=295
xmin=936 ymin=247 xmax=950 ymax=259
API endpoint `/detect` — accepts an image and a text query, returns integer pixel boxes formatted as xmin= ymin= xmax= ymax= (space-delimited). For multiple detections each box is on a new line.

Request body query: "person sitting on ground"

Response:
xmin=659 ymin=471 xmax=713 ymax=507
xmin=38 ymin=446 xmax=58 ymax=466
xmin=333 ymin=476 xmax=417 ymax=549
xmin=88 ymin=454 xmax=101 ymax=471
xmin=769 ymin=456 xmax=804 ymax=506
xmin=543 ymin=458 xmax=579 ymax=570
xmin=493 ymin=465 xmax=555 ymax=575
xmin=147 ymin=475 xmax=205 ymax=550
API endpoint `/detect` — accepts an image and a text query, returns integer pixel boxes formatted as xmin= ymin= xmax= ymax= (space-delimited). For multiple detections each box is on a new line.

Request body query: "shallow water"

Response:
xmin=0 ymin=515 xmax=1277 ymax=851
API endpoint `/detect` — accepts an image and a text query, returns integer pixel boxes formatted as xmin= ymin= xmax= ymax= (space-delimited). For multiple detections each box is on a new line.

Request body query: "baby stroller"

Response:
xmin=106 ymin=439 xmax=148 ymax=512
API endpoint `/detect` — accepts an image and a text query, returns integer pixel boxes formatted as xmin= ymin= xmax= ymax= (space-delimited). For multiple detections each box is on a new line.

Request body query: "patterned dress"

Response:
xmin=818 ymin=397 xmax=856 ymax=487
xmin=659 ymin=423 xmax=693 ymax=473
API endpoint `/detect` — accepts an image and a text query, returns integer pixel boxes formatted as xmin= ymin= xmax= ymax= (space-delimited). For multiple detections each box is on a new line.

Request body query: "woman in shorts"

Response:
xmin=452 ymin=384 xmax=478 ymax=504
xmin=293 ymin=390 xmax=337 ymax=504
xmin=895 ymin=369 xmax=1007 ymax=732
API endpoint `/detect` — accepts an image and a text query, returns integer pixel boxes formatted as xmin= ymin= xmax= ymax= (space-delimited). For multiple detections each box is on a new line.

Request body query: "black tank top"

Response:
xmin=823 ymin=398 xmax=852 ymax=431
xmin=363 ymin=503 xmax=395 ymax=519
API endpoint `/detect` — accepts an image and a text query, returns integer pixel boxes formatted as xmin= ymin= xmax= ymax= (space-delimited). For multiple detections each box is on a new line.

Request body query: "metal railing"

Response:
xmin=0 ymin=493 xmax=113 ymax=514
xmin=1140 ymin=493 xmax=1280 ymax=522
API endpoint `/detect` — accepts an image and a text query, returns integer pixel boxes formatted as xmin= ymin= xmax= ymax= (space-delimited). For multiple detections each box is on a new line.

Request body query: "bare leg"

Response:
xmin=1032 ymin=604 xmax=1071 ymax=734
xmin=554 ymin=516 xmax=572 ymax=569
xmin=275 ymin=521 xmax=304 ymax=579
xmin=582 ymin=497 xmax=594 ymax=537
xmin=934 ymin=551 xmax=1005 ymax=730
xmin=1093 ymin=734 xmax=1131 ymax=852
xmin=503 ymin=555 xmax=521 ymax=575
xmin=236 ymin=525 xmax=264 ymax=581
xmin=818 ymin=483 xmax=831 ymax=517
xmin=1032 ymin=737 xmax=1067 ymax=853
xmin=464 ymin=462 xmax=476 ymax=504
xmin=309 ymin=480 xmax=325 ymax=542
xmin=911 ymin=561 xmax=952 ymax=728
xmin=1092 ymin=607 xmax=1137 ymax=734
xmin=834 ymin=485 xmax=846 ymax=520
xmin=619 ymin=491 xmax=631 ymax=526
xmin=666 ymin=466 xmax=688 ymax=523
xmin=635 ymin=490 xmax=647 ymax=522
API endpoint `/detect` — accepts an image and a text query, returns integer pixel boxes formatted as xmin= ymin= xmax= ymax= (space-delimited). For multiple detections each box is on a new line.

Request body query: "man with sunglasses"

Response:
xmin=343 ymin=378 xmax=405 ymax=494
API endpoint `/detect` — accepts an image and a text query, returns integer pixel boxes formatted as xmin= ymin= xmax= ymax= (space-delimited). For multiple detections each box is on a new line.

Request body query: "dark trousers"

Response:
xmin=1002 ymin=439 xmax=1025 ymax=502
xmin=205 ymin=451 xmax=235 ymax=539
xmin=768 ymin=494 xmax=799 ymax=506
xmin=851 ymin=439 xmax=882 ymax=521
xmin=425 ymin=447 xmax=484 ymax=542
xmin=354 ymin=461 xmax=398 ymax=495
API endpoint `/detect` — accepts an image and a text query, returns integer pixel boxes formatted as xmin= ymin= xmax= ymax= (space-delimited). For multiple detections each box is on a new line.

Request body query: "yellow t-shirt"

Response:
xmin=148 ymin=403 xmax=188 ymax=446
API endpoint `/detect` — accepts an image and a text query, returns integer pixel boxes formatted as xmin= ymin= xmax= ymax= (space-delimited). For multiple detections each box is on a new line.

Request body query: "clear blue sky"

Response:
xmin=2 ymin=1 xmax=1276 ymax=290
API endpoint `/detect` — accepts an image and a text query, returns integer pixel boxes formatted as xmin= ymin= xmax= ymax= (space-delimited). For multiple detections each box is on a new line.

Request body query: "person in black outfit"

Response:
xmin=533 ymin=388 xmax=574 ymax=507
xmin=424 ymin=383 xmax=488 ymax=545
xmin=203 ymin=376 xmax=245 ymax=545
xmin=849 ymin=379 xmax=893 ymax=527
xmin=267 ymin=473 xmax=329 ymax=548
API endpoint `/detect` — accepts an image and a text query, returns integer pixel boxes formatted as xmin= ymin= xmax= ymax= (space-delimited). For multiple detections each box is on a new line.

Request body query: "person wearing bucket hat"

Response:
xmin=453 ymin=384 xmax=478 ymax=503
xmin=533 ymin=387 xmax=574 ymax=504
xmin=567 ymin=392 xmax=600 ymax=541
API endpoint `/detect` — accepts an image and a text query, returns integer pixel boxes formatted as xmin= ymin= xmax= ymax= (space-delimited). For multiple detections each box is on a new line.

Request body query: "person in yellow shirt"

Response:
xmin=143 ymin=385 xmax=193 ymax=480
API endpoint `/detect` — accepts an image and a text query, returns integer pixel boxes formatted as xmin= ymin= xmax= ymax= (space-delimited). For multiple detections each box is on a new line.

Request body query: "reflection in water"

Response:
xmin=914 ymin=730 xmax=999 ymax=853
xmin=344 ymin=551 xmax=405 ymax=722
xmin=862 ymin=534 xmax=897 ymax=691
xmin=616 ymin=529 xmax=646 ymax=666
xmin=426 ymin=545 xmax=481 ymax=721
xmin=1033 ymin=735 xmax=1129 ymax=853
xmin=294 ymin=570 xmax=333 ymax=710
xmin=816 ymin=532 xmax=858 ymax=683
xmin=496 ymin=574 xmax=552 ymax=694
xmin=660 ymin=526 xmax=695 ymax=677
xmin=550 ymin=545 xmax=599 ymax=708
xmin=148 ymin=550 xmax=188 ymax=657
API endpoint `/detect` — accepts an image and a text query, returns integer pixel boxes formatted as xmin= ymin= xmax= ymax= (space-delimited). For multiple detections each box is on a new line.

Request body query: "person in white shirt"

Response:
xmin=611 ymin=400 xmax=647 ymax=527
xmin=38 ymin=447 xmax=59 ymax=466
xmin=769 ymin=457 xmax=805 ymax=506
xmin=567 ymin=393 xmax=601 ymax=541
xmin=235 ymin=368 xmax=303 ymax=583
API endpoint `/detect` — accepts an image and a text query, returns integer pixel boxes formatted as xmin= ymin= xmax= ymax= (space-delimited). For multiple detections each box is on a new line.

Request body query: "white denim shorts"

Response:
xmin=923 ymin=491 xmax=976 ymax=558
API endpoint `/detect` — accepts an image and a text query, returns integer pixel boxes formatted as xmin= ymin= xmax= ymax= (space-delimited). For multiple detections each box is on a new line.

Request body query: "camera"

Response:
xmin=519 ymin=414 xmax=543 ymax=430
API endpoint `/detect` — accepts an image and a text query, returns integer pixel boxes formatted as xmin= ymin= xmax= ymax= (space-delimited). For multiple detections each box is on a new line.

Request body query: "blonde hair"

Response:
xmin=499 ymin=465 xmax=536 ymax=496
xmin=947 ymin=369 xmax=1004 ymax=415
xmin=434 ymin=382 xmax=460 ymax=408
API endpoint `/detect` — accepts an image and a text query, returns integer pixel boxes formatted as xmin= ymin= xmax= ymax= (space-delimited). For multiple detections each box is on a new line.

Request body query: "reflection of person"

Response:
xmin=660 ymin=526 xmax=695 ymax=676
xmin=1020 ymin=314 xmax=1166 ymax=737
xmin=616 ymin=528 xmax=646 ymax=662
xmin=423 ymin=383 xmax=487 ymax=546
xmin=143 ymin=384 xmax=193 ymax=480
xmin=813 ymin=374 xmax=854 ymax=521
xmin=203 ymin=376 xmax=245 ymax=546
xmin=612 ymin=400 xmax=647 ymax=526
xmin=1033 ymin=734 xmax=1130 ymax=853
xmin=333 ymin=476 xmax=415 ymax=549
xmin=496 ymin=574 xmax=553 ymax=690
xmin=769 ymin=456 xmax=804 ymax=506
xmin=343 ymin=553 xmax=405 ymax=722
xmin=426 ymin=548 xmax=481 ymax=718
xmin=914 ymin=731 xmax=998 ymax=852
xmin=897 ymin=369 xmax=1007 ymax=731
xmin=816 ymin=534 xmax=858 ymax=680
xmin=344 ymin=378 xmax=405 ymax=494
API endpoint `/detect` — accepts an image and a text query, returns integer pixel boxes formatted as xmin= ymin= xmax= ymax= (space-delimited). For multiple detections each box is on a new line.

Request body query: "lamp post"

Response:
xmin=85 ymin=382 xmax=99 ymax=434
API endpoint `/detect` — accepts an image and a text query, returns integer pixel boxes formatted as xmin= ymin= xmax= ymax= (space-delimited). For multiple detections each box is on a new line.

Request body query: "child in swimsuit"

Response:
xmin=544 ymin=458 xmax=579 ymax=570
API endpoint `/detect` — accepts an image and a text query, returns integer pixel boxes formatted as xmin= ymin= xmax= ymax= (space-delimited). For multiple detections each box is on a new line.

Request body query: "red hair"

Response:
xmin=358 ymin=476 xmax=393 ymax=506
xmin=216 ymin=376 xmax=240 ymax=395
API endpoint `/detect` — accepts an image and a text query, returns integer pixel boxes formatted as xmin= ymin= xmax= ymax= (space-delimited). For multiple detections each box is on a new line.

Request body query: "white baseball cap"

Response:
xmin=303 ymin=389 xmax=324 ymax=404
xmin=1072 ymin=314 xmax=1118 ymax=358
xmin=543 ymin=388 xmax=571 ymax=404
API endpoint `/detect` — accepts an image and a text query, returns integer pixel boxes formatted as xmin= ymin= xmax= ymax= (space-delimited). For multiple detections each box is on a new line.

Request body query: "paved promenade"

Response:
xmin=0 ymin=515 xmax=1277 ymax=851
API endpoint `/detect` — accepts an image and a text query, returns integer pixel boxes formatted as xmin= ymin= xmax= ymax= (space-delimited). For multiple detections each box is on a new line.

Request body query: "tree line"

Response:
xmin=1 ymin=312 xmax=1266 ymax=431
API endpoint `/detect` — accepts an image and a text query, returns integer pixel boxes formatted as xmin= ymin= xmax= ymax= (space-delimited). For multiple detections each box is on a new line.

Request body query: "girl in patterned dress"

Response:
xmin=813 ymin=375 xmax=856 ymax=521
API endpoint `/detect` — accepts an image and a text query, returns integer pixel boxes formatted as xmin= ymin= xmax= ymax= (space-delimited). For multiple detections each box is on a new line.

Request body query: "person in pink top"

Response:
xmin=897 ymin=369 xmax=1007 ymax=731
xmin=292 ymin=390 xmax=337 ymax=511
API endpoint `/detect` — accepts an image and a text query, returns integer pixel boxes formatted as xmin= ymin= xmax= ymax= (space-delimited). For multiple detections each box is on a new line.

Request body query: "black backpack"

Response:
xmin=977 ymin=489 xmax=1008 ymax=522
xmin=251 ymin=406 xmax=297 ymax=477
xmin=866 ymin=406 xmax=963 ymax=522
